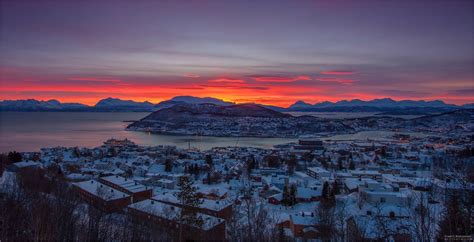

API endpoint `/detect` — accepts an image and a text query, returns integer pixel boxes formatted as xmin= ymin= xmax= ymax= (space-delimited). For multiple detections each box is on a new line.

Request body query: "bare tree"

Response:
xmin=346 ymin=216 xmax=370 ymax=242
xmin=334 ymin=197 xmax=349 ymax=241
xmin=315 ymin=199 xmax=337 ymax=240
xmin=240 ymin=196 xmax=280 ymax=242
xmin=408 ymin=191 xmax=440 ymax=242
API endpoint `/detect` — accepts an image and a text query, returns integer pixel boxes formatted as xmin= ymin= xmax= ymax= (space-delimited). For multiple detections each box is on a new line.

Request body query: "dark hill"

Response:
xmin=144 ymin=103 xmax=291 ymax=120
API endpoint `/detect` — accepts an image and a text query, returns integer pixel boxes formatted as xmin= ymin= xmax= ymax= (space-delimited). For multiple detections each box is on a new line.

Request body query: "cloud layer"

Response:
xmin=0 ymin=0 xmax=472 ymax=106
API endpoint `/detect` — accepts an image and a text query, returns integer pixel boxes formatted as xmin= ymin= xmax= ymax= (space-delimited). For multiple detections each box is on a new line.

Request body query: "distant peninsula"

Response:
xmin=127 ymin=102 xmax=474 ymax=138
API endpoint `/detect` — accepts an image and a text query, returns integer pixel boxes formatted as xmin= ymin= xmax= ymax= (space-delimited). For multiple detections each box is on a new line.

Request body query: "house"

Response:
xmin=350 ymin=169 xmax=382 ymax=181
xmin=157 ymin=178 xmax=175 ymax=189
xmin=288 ymin=212 xmax=319 ymax=240
xmin=343 ymin=178 xmax=377 ymax=194
xmin=152 ymin=193 xmax=233 ymax=220
xmin=268 ymin=193 xmax=282 ymax=205
xmin=73 ymin=180 xmax=131 ymax=213
xmin=294 ymin=171 xmax=315 ymax=185
xmin=197 ymin=186 xmax=229 ymax=200
xmin=382 ymin=174 xmax=413 ymax=188
xmin=306 ymin=167 xmax=331 ymax=179
xmin=296 ymin=187 xmax=322 ymax=202
xmin=128 ymin=199 xmax=226 ymax=241
xmin=410 ymin=178 xmax=432 ymax=191
xmin=358 ymin=182 xmax=410 ymax=206
xmin=6 ymin=161 xmax=40 ymax=172
xmin=65 ymin=173 xmax=92 ymax=182
xmin=99 ymin=175 xmax=153 ymax=203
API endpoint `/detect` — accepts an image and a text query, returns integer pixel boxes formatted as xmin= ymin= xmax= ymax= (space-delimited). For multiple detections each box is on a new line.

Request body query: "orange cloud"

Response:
xmin=66 ymin=77 xmax=122 ymax=83
xmin=252 ymin=75 xmax=311 ymax=83
xmin=183 ymin=74 xmax=200 ymax=78
xmin=208 ymin=78 xmax=245 ymax=83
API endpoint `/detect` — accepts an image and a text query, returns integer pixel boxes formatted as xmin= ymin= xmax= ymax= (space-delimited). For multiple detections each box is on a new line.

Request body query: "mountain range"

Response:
xmin=0 ymin=99 xmax=88 ymax=111
xmin=1 ymin=96 xmax=472 ymax=113
xmin=287 ymin=98 xmax=467 ymax=113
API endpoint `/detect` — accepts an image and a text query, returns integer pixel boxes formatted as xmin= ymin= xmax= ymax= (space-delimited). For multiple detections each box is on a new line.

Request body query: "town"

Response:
xmin=1 ymin=131 xmax=472 ymax=241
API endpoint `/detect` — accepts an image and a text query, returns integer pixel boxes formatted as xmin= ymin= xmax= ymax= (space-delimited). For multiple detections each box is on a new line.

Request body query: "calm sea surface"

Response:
xmin=0 ymin=112 xmax=296 ymax=152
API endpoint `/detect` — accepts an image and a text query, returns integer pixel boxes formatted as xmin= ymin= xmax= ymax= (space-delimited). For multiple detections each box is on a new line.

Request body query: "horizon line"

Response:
xmin=1 ymin=96 xmax=472 ymax=108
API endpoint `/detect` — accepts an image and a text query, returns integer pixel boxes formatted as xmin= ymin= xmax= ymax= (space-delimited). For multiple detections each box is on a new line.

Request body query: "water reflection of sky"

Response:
xmin=0 ymin=112 xmax=295 ymax=152
xmin=0 ymin=112 xmax=432 ymax=153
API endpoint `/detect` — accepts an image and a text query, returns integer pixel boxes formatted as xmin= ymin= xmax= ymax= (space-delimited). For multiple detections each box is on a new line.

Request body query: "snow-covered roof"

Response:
xmin=382 ymin=174 xmax=414 ymax=184
xmin=290 ymin=212 xmax=316 ymax=225
xmin=66 ymin=173 xmax=92 ymax=181
xmin=344 ymin=178 xmax=377 ymax=190
xmin=100 ymin=175 xmax=150 ymax=193
xmin=153 ymin=193 xmax=232 ymax=212
xmin=296 ymin=187 xmax=322 ymax=199
xmin=158 ymin=178 xmax=174 ymax=184
xmin=198 ymin=185 xmax=229 ymax=197
xmin=73 ymin=180 xmax=130 ymax=201
xmin=147 ymin=164 xmax=165 ymax=175
xmin=128 ymin=199 xmax=223 ymax=230
xmin=350 ymin=169 xmax=381 ymax=176
xmin=307 ymin=167 xmax=330 ymax=174
xmin=11 ymin=161 xmax=40 ymax=168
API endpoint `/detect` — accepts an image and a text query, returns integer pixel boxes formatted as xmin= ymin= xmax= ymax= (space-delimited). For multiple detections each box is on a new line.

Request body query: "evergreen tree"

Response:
xmin=302 ymin=152 xmax=314 ymax=162
xmin=349 ymin=160 xmax=355 ymax=170
xmin=287 ymin=154 xmax=297 ymax=175
xmin=177 ymin=176 xmax=204 ymax=241
xmin=193 ymin=164 xmax=199 ymax=179
xmin=246 ymin=156 xmax=255 ymax=175
xmin=73 ymin=148 xmax=80 ymax=158
xmin=7 ymin=151 xmax=22 ymax=163
xmin=282 ymin=183 xmax=289 ymax=206
xmin=338 ymin=159 xmax=343 ymax=170
xmin=282 ymin=183 xmax=297 ymax=206
xmin=321 ymin=181 xmax=336 ymax=209
xmin=205 ymin=154 xmax=213 ymax=167
xmin=380 ymin=146 xmax=387 ymax=157
xmin=321 ymin=158 xmax=328 ymax=169
xmin=289 ymin=184 xmax=297 ymax=205
xmin=265 ymin=155 xmax=280 ymax=168
xmin=322 ymin=181 xmax=329 ymax=199
xmin=207 ymin=171 xmax=212 ymax=184
xmin=164 ymin=159 xmax=173 ymax=172
xmin=124 ymin=168 xmax=133 ymax=178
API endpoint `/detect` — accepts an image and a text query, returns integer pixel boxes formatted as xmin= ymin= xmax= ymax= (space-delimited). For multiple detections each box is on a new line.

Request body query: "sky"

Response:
xmin=1 ymin=0 xmax=473 ymax=107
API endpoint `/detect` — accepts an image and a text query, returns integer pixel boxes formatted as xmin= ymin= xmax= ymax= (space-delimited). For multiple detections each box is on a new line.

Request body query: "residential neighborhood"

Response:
xmin=1 ymin=132 xmax=472 ymax=241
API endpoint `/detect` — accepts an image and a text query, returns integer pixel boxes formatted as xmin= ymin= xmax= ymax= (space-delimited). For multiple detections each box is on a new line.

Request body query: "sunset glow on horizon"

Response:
xmin=1 ymin=0 xmax=473 ymax=107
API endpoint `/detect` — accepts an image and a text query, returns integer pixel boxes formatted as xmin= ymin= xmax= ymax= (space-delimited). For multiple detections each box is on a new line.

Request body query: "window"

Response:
xmin=380 ymin=197 xmax=386 ymax=203
xmin=389 ymin=211 xmax=395 ymax=218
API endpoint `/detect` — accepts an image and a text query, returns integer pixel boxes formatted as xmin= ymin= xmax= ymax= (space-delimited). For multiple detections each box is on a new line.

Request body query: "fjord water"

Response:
xmin=0 ymin=112 xmax=296 ymax=152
